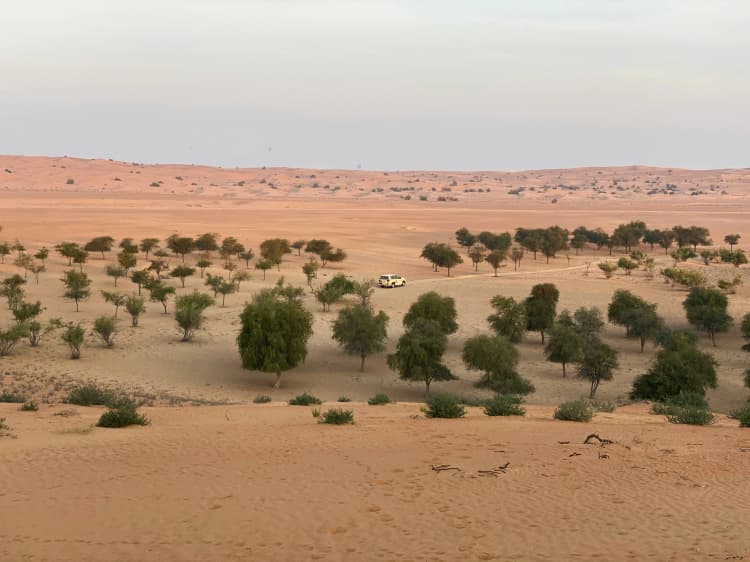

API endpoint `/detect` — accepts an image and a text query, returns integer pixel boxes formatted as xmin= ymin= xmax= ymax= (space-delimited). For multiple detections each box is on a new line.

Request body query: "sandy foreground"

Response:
xmin=1 ymin=402 xmax=750 ymax=562
xmin=1 ymin=156 xmax=750 ymax=560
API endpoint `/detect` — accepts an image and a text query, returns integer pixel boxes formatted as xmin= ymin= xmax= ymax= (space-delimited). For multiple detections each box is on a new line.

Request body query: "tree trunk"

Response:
xmin=360 ymin=353 xmax=366 ymax=371
xmin=274 ymin=372 xmax=282 ymax=389
xmin=425 ymin=379 xmax=431 ymax=397
xmin=640 ymin=337 xmax=645 ymax=352
xmin=540 ymin=330 xmax=545 ymax=344
xmin=710 ymin=331 xmax=716 ymax=347
xmin=562 ymin=362 xmax=566 ymax=377
xmin=590 ymin=378 xmax=599 ymax=398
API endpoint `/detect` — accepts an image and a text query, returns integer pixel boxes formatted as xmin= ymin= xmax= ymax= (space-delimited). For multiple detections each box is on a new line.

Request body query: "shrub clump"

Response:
xmin=66 ymin=384 xmax=119 ymax=407
xmin=652 ymin=391 xmax=714 ymax=425
xmin=367 ymin=393 xmax=392 ymax=405
xmin=483 ymin=394 xmax=525 ymax=417
xmin=666 ymin=407 xmax=714 ymax=426
xmin=253 ymin=395 xmax=272 ymax=404
xmin=337 ymin=396 xmax=351 ymax=402
xmin=20 ymin=400 xmax=38 ymax=412
xmin=588 ymin=399 xmax=615 ymax=413
xmin=730 ymin=404 xmax=750 ymax=428
xmin=319 ymin=408 xmax=354 ymax=425
xmin=0 ymin=391 xmax=26 ymax=403
xmin=96 ymin=403 xmax=150 ymax=428
xmin=288 ymin=392 xmax=322 ymax=406
xmin=424 ymin=394 xmax=466 ymax=419
xmin=553 ymin=399 xmax=594 ymax=422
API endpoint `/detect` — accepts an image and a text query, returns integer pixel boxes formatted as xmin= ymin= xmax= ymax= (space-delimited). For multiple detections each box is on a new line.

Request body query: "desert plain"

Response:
xmin=1 ymin=155 xmax=750 ymax=561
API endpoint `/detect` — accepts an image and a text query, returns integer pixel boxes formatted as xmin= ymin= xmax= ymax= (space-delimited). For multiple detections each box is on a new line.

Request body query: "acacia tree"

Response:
xmin=84 ymin=236 xmax=115 ymax=259
xmin=332 ymin=304 xmax=389 ymax=370
xmin=195 ymin=232 xmax=219 ymax=253
xmin=139 ymin=238 xmax=160 ymax=259
xmin=455 ymin=227 xmax=477 ymax=252
xmin=238 ymin=284 xmax=314 ymax=388
xmin=0 ymin=242 xmax=10 ymax=263
xmin=61 ymin=269 xmax=91 ymax=311
xmin=170 ymin=265 xmax=195 ymax=288
xmin=119 ymin=238 xmax=139 ymax=254
xmin=291 ymin=240 xmax=306 ymax=256
xmin=302 ymin=259 xmax=319 ymax=286
xmin=148 ymin=281 xmax=176 ymax=313
xmin=544 ymin=317 xmax=583 ymax=377
xmin=420 ymin=242 xmax=463 ymax=276
xmin=260 ymin=238 xmax=291 ymax=271
xmin=101 ymin=291 xmax=126 ymax=317
xmin=167 ymin=235 xmax=195 ymax=262
xmin=485 ymin=249 xmax=507 ymax=276
xmin=196 ymin=259 xmax=212 ymax=278
xmin=468 ymin=244 xmax=487 ymax=271
xmin=34 ymin=247 xmax=49 ymax=266
xmin=524 ymin=283 xmax=559 ymax=343
xmin=487 ymin=295 xmax=526 ymax=343
xmin=403 ymin=292 xmax=458 ymax=335
xmin=61 ymin=323 xmax=85 ymax=359
xmin=105 ymin=264 xmax=126 ymax=287
xmin=239 ymin=249 xmax=255 ymax=268
xmin=93 ymin=316 xmax=117 ymax=347
xmin=125 ymin=295 xmax=145 ymax=327
xmin=463 ymin=334 xmax=534 ymax=395
xmin=683 ymin=287 xmax=732 ymax=346
xmin=1 ymin=274 xmax=26 ymax=309
xmin=511 ymin=247 xmax=524 ymax=271
xmin=117 ymin=251 xmax=137 ymax=273
xmin=387 ymin=318 xmax=455 ymax=396
xmin=56 ymin=241 xmax=80 ymax=265
xmin=255 ymin=259 xmax=273 ymax=280
xmin=725 ymin=234 xmax=741 ymax=251
xmin=130 ymin=269 xmax=151 ymax=295
xmin=576 ymin=338 xmax=618 ymax=398
xmin=175 ymin=292 xmax=214 ymax=341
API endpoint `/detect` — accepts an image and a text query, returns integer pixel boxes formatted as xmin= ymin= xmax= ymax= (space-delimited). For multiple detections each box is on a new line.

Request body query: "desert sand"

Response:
xmin=1 ymin=155 xmax=750 ymax=561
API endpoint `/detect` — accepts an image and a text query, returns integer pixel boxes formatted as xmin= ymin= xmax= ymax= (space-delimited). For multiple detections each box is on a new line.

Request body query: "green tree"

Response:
xmin=320 ymin=247 xmax=347 ymax=267
xmin=627 ymin=307 xmax=665 ymax=352
xmin=1 ymin=274 xmax=26 ymax=310
xmin=12 ymin=300 xmax=43 ymax=325
xmin=130 ymin=269 xmax=151 ymax=295
xmin=221 ymin=236 xmax=245 ymax=258
xmin=617 ymin=257 xmax=638 ymax=275
xmin=61 ymin=269 xmax=91 ymax=311
xmin=302 ymin=259 xmax=319 ymax=286
xmin=194 ymin=232 xmax=219 ymax=253
xmin=291 ymin=239 xmax=307 ymax=256
xmin=34 ymin=247 xmax=49 ymax=266
xmin=166 ymin=235 xmax=195 ymax=262
xmin=741 ymin=313 xmax=750 ymax=352
xmin=119 ymin=238 xmax=139 ymax=254
xmin=455 ymin=227 xmax=477 ymax=252
xmin=598 ymin=261 xmax=617 ymax=279
xmin=61 ymin=323 xmax=85 ymax=359
xmin=544 ymin=319 xmax=583 ymax=377
xmin=511 ymin=247 xmax=524 ymax=271
xmin=125 ymin=295 xmax=145 ymax=327
xmin=239 ymin=249 xmax=255 ymax=268
xmin=403 ymin=292 xmax=458 ymax=335
xmin=463 ymin=334 xmax=534 ymax=395
xmin=101 ymin=291 xmax=126 ymax=318
xmin=170 ymin=265 xmax=195 ymax=288
xmin=117 ymin=251 xmax=137 ymax=273
xmin=0 ymin=324 xmax=28 ymax=356
xmin=631 ymin=331 xmax=717 ymax=401
xmin=332 ymin=304 xmax=389 ymax=370
xmin=55 ymin=241 xmax=80 ymax=265
xmin=215 ymin=278 xmax=237 ymax=306
xmin=84 ymin=236 xmax=115 ymax=259
xmin=105 ymin=264 xmax=126 ymax=287
xmin=570 ymin=233 xmax=587 ymax=255
xmin=196 ymin=259 xmax=212 ymax=278
xmin=468 ymin=244 xmax=487 ymax=271
xmin=487 ymin=295 xmax=526 ymax=343
xmin=724 ymin=233 xmax=740 ymax=251
xmin=387 ymin=318 xmax=455 ymax=396
xmin=260 ymin=238 xmax=291 ymax=270
xmin=524 ymin=283 xmax=559 ymax=343
xmin=255 ymin=259 xmax=273 ymax=280
xmin=683 ymin=287 xmax=732 ymax=346
xmin=576 ymin=338 xmax=618 ymax=398
xmin=420 ymin=242 xmax=463 ymax=276
xmin=0 ymin=241 xmax=10 ymax=263
xmin=93 ymin=316 xmax=116 ymax=347
xmin=238 ymin=286 xmax=314 ymax=388
xmin=175 ymin=291 xmax=214 ymax=341
xmin=139 ymin=238 xmax=160 ymax=259
xmin=71 ymin=248 xmax=88 ymax=271
xmin=485 ymin=249 xmax=507 ymax=276
xmin=572 ymin=307 xmax=605 ymax=344
xmin=148 ymin=281 xmax=176 ymax=313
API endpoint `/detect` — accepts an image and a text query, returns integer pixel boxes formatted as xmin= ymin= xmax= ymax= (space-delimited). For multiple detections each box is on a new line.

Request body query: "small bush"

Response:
xmin=0 ymin=418 xmax=7 ymax=431
xmin=588 ymin=399 xmax=615 ymax=413
xmin=730 ymin=404 xmax=750 ymax=428
xmin=367 ymin=393 xmax=392 ymax=405
xmin=652 ymin=391 xmax=708 ymax=415
xmin=553 ymin=399 xmax=593 ymax=422
xmin=288 ymin=392 xmax=322 ymax=406
xmin=459 ymin=396 xmax=490 ymax=407
xmin=0 ymin=392 xmax=26 ymax=403
xmin=96 ymin=405 xmax=150 ymax=428
xmin=483 ymin=395 xmax=525 ymax=416
xmin=66 ymin=178 xmax=75 ymax=185
xmin=424 ymin=394 xmax=466 ymax=419
xmin=20 ymin=400 xmax=38 ymax=412
xmin=666 ymin=407 xmax=714 ymax=426
xmin=319 ymin=408 xmax=354 ymax=425
xmin=65 ymin=384 xmax=119 ymax=407
xmin=337 ymin=396 xmax=351 ymax=402
xmin=253 ymin=395 xmax=272 ymax=404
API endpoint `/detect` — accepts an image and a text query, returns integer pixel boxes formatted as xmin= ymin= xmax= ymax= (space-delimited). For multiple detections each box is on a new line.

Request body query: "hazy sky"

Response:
xmin=2 ymin=1 xmax=748 ymax=170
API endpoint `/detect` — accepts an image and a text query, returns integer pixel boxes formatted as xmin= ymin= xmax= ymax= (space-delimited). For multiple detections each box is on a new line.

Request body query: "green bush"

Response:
xmin=666 ymin=407 xmax=714 ymax=426
xmin=424 ymin=394 xmax=466 ymax=419
xmin=0 ymin=392 xmax=26 ymax=403
xmin=730 ymin=404 xmax=750 ymax=428
xmin=483 ymin=395 xmax=525 ymax=417
xmin=65 ymin=384 xmax=119 ymax=407
xmin=96 ymin=403 xmax=150 ymax=428
xmin=20 ymin=400 xmax=38 ymax=412
xmin=319 ymin=408 xmax=354 ymax=425
xmin=0 ymin=417 xmax=7 ymax=430
xmin=288 ymin=392 xmax=322 ymax=406
xmin=367 ymin=393 xmax=392 ymax=405
xmin=253 ymin=395 xmax=272 ymax=404
xmin=337 ymin=396 xmax=351 ymax=402
xmin=459 ymin=396 xmax=490 ymax=407
xmin=553 ymin=399 xmax=594 ymax=422
xmin=651 ymin=391 xmax=708 ymax=415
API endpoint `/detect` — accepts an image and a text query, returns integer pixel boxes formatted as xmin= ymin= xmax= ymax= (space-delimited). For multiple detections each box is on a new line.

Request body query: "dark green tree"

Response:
xmin=524 ymin=283 xmax=559 ymax=343
xmin=332 ymin=304 xmax=389 ymax=370
xmin=61 ymin=269 xmax=91 ymax=311
xmin=463 ymin=334 xmax=534 ymax=395
xmin=683 ymin=287 xmax=732 ymax=346
xmin=487 ymin=295 xmax=526 ymax=343
xmin=576 ymin=338 xmax=618 ymax=398
xmin=403 ymin=292 xmax=458 ymax=335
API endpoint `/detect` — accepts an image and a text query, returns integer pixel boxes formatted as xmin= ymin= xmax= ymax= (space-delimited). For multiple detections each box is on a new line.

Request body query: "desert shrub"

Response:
xmin=288 ymin=392 xmax=322 ymax=406
xmin=483 ymin=394 xmax=525 ymax=416
xmin=730 ymin=404 xmax=750 ymax=428
xmin=459 ymin=396 xmax=490 ymax=407
xmin=311 ymin=407 xmax=320 ymax=418
xmin=65 ymin=384 xmax=119 ymax=407
xmin=337 ymin=396 xmax=351 ymax=402
xmin=587 ymin=399 xmax=615 ymax=413
xmin=319 ymin=408 xmax=354 ymax=425
xmin=367 ymin=393 xmax=392 ymax=405
xmin=0 ymin=391 xmax=26 ymax=403
xmin=651 ymin=391 xmax=709 ymax=415
xmin=666 ymin=407 xmax=714 ymax=426
xmin=553 ymin=399 xmax=593 ymax=422
xmin=96 ymin=402 xmax=150 ymax=428
xmin=424 ymin=394 xmax=465 ymax=419
xmin=253 ymin=395 xmax=272 ymax=404
xmin=20 ymin=400 xmax=38 ymax=411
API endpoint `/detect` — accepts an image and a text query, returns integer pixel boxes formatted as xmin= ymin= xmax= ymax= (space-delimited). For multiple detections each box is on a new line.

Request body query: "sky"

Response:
xmin=1 ymin=0 xmax=748 ymax=170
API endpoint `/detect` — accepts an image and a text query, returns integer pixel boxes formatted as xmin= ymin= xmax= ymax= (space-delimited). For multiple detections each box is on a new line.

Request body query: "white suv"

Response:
xmin=378 ymin=274 xmax=406 ymax=288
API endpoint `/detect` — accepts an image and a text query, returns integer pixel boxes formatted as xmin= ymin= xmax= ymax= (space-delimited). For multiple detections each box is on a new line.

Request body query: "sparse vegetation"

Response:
xmin=424 ymin=394 xmax=465 ymax=419
xmin=288 ymin=392 xmax=322 ymax=406
xmin=553 ymin=399 xmax=593 ymax=422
